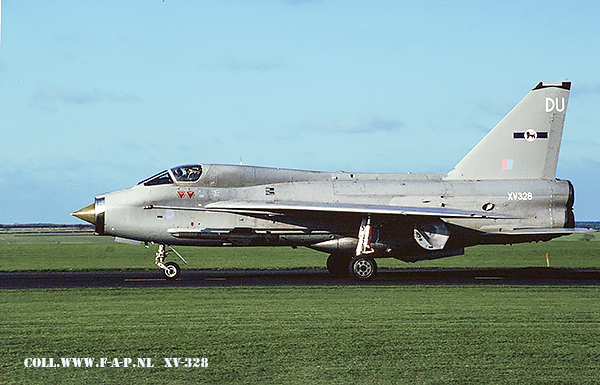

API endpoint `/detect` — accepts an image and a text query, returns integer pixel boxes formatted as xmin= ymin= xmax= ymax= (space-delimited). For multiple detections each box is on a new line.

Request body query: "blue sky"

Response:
xmin=1 ymin=0 xmax=599 ymax=223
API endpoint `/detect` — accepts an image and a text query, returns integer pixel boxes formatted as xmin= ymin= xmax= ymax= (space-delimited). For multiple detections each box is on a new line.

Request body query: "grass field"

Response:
xmin=2 ymin=286 xmax=599 ymax=385
xmin=1 ymin=232 xmax=598 ymax=384
xmin=0 ymin=232 xmax=599 ymax=271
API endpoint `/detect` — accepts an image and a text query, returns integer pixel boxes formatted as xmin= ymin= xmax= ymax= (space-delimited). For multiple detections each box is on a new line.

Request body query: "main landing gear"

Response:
xmin=326 ymin=215 xmax=379 ymax=280
xmin=349 ymin=256 xmax=378 ymax=280
xmin=155 ymin=244 xmax=188 ymax=280
xmin=327 ymin=254 xmax=379 ymax=280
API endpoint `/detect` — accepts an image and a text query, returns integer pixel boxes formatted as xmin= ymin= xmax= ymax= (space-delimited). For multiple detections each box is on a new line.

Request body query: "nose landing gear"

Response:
xmin=155 ymin=244 xmax=188 ymax=280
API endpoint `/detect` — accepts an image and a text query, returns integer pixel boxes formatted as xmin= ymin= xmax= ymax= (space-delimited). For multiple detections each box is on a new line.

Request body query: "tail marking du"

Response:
xmin=546 ymin=97 xmax=566 ymax=112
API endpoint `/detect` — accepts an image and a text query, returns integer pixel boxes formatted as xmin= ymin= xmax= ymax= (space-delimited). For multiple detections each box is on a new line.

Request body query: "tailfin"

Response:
xmin=445 ymin=82 xmax=570 ymax=180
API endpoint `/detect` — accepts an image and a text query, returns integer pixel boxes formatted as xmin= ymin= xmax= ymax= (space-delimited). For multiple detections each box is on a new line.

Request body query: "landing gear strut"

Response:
xmin=356 ymin=215 xmax=376 ymax=256
xmin=327 ymin=214 xmax=380 ymax=280
xmin=155 ymin=244 xmax=188 ymax=280
xmin=349 ymin=215 xmax=378 ymax=280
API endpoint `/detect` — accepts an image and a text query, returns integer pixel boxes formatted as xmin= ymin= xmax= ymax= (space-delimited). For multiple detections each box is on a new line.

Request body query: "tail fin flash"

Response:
xmin=446 ymin=82 xmax=570 ymax=180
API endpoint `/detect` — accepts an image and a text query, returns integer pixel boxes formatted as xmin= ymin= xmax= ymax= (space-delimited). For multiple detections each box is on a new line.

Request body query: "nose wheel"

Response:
xmin=163 ymin=261 xmax=181 ymax=280
xmin=155 ymin=244 xmax=187 ymax=280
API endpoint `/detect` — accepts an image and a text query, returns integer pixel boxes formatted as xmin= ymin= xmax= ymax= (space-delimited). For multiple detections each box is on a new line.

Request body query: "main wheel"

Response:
xmin=327 ymin=254 xmax=351 ymax=277
xmin=349 ymin=257 xmax=377 ymax=280
xmin=163 ymin=261 xmax=181 ymax=280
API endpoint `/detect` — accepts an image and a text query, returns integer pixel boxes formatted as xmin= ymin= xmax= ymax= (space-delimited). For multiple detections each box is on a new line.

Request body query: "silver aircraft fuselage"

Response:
xmin=72 ymin=82 xmax=586 ymax=279
xmin=82 ymin=163 xmax=574 ymax=262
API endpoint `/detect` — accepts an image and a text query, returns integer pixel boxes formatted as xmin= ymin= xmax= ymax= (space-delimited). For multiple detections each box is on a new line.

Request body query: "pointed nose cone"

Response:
xmin=71 ymin=203 xmax=96 ymax=225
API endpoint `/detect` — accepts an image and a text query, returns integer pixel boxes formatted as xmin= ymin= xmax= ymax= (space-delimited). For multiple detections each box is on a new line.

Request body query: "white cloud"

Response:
xmin=220 ymin=53 xmax=288 ymax=72
xmin=571 ymin=80 xmax=600 ymax=97
xmin=283 ymin=0 xmax=322 ymax=5
xmin=31 ymin=84 xmax=141 ymax=112
xmin=303 ymin=116 xmax=404 ymax=133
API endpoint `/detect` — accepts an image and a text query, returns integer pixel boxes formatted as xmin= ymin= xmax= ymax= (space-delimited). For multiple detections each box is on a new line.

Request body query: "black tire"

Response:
xmin=163 ymin=261 xmax=181 ymax=280
xmin=349 ymin=257 xmax=377 ymax=280
xmin=327 ymin=254 xmax=351 ymax=277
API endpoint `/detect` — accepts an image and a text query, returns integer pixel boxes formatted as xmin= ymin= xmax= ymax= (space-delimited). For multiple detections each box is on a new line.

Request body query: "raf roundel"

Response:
xmin=164 ymin=209 xmax=175 ymax=219
xmin=525 ymin=129 xmax=538 ymax=142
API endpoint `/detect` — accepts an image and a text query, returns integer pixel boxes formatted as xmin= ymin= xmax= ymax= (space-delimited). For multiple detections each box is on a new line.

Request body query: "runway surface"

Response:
xmin=2 ymin=268 xmax=600 ymax=289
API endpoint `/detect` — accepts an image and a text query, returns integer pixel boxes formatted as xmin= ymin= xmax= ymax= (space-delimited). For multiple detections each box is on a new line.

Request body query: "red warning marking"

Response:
xmin=187 ymin=191 xmax=195 ymax=198
xmin=177 ymin=191 xmax=185 ymax=198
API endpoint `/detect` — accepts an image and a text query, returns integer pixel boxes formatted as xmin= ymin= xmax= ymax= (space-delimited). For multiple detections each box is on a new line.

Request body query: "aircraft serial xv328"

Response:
xmin=73 ymin=82 xmax=581 ymax=280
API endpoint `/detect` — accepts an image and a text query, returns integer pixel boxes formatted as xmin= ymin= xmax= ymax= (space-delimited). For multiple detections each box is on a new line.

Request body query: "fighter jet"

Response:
xmin=73 ymin=82 xmax=582 ymax=280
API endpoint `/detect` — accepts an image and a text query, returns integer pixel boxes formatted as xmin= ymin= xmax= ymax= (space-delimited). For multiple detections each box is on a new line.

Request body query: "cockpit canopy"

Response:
xmin=171 ymin=165 xmax=203 ymax=182
xmin=139 ymin=164 xmax=203 ymax=186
